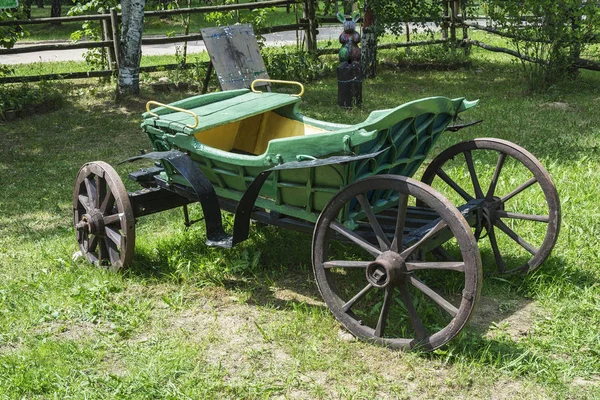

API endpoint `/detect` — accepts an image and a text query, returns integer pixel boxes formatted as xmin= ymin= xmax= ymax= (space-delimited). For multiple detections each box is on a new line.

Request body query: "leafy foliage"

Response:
xmin=486 ymin=0 xmax=600 ymax=90
xmin=0 ymin=8 xmax=28 ymax=49
xmin=204 ymin=2 xmax=276 ymax=47
xmin=262 ymin=47 xmax=335 ymax=82
xmin=68 ymin=0 xmax=120 ymax=70
xmin=0 ymin=83 xmax=64 ymax=119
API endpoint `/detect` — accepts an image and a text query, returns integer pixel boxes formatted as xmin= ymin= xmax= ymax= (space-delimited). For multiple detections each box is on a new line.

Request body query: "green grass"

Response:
xmin=1 ymin=45 xmax=600 ymax=398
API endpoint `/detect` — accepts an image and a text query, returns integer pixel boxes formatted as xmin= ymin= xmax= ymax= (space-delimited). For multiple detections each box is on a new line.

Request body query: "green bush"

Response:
xmin=486 ymin=0 xmax=600 ymax=91
xmin=262 ymin=48 xmax=335 ymax=82
xmin=0 ymin=83 xmax=64 ymax=121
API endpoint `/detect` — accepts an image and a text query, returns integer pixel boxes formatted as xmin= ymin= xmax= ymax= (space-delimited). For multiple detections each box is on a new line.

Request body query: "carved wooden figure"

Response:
xmin=338 ymin=12 xmax=361 ymax=64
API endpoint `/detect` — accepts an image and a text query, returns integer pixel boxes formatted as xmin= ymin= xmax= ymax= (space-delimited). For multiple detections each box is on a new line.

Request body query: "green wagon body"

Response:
xmin=141 ymin=89 xmax=477 ymax=223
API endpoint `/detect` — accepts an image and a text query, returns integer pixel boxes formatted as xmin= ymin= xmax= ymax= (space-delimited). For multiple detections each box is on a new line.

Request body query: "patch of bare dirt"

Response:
xmin=542 ymin=102 xmax=571 ymax=111
xmin=469 ymin=296 xmax=542 ymax=341
xmin=155 ymin=303 xmax=294 ymax=379
xmin=271 ymin=287 xmax=325 ymax=307
xmin=34 ymin=320 xmax=105 ymax=341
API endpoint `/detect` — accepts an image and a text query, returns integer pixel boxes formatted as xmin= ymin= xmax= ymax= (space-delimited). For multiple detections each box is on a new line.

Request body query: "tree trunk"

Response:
xmin=36 ymin=0 xmax=43 ymax=8
xmin=117 ymin=0 xmax=146 ymax=99
xmin=343 ymin=0 xmax=353 ymax=15
xmin=24 ymin=0 xmax=32 ymax=18
xmin=50 ymin=0 xmax=61 ymax=25
xmin=361 ymin=0 xmax=377 ymax=79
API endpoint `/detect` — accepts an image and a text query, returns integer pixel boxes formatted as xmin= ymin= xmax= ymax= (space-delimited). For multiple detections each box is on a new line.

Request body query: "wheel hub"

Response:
xmin=483 ymin=195 xmax=504 ymax=211
xmin=75 ymin=209 xmax=105 ymax=251
xmin=366 ymin=251 xmax=405 ymax=288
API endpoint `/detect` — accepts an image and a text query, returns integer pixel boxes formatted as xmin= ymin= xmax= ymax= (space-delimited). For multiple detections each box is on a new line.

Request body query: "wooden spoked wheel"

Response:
xmin=312 ymin=175 xmax=482 ymax=351
xmin=420 ymin=138 xmax=560 ymax=274
xmin=73 ymin=161 xmax=135 ymax=271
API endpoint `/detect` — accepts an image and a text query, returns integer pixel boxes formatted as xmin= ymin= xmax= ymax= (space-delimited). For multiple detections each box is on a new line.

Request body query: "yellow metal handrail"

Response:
xmin=146 ymin=101 xmax=199 ymax=129
xmin=251 ymin=79 xmax=305 ymax=97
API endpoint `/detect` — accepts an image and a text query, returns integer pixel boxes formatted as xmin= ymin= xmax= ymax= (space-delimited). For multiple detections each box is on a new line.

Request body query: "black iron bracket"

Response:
xmin=120 ymin=151 xmax=232 ymax=248
xmin=445 ymin=119 xmax=483 ymax=132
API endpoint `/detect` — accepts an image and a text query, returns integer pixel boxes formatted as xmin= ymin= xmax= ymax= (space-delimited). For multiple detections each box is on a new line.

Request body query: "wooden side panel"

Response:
xmin=201 ymin=24 xmax=270 ymax=90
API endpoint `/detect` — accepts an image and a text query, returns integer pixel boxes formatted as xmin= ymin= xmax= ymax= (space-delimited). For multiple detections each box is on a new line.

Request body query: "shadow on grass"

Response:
xmin=119 ymin=208 xmax=596 ymax=367
xmin=124 ymin=222 xmax=324 ymax=313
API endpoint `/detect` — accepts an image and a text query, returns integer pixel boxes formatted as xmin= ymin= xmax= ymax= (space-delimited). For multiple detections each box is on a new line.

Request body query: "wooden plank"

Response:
xmin=153 ymin=92 xmax=299 ymax=133
xmin=201 ymin=24 xmax=270 ymax=90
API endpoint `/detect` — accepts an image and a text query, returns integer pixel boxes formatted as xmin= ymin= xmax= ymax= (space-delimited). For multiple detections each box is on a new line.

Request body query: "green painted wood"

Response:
xmin=141 ymin=91 xmax=478 ymax=222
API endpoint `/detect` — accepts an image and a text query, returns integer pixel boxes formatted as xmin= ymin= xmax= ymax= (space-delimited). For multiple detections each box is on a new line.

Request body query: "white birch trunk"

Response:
xmin=117 ymin=0 xmax=146 ymax=98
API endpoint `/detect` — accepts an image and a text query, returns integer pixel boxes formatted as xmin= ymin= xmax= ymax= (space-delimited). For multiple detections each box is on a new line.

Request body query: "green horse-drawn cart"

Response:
xmin=73 ymin=80 xmax=560 ymax=350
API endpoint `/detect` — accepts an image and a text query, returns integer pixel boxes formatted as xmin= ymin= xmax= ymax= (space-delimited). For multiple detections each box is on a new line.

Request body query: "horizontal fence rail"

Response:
xmin=1 ymin=0 xmax=599 ymax=84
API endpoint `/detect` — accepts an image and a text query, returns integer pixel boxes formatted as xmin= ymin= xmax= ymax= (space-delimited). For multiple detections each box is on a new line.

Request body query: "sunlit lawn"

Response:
xmin=1 ymin=43 xmax=600 ymax=398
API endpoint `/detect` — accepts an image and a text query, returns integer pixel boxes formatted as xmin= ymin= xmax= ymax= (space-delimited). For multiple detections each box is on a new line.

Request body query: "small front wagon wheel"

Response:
xmin=420 ymin=139 xmax=560 ymax=274
xmin=73 ymin=161 xmax=136 ymax=271
xmin=312 ymin=175 xmax=482 ymax=351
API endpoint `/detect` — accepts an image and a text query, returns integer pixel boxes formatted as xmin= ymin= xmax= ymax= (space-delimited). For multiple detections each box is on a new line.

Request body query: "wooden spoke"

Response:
xmin=494 ymin=219 xmax=538 ymax=255
xmin=87 ymin=234 xmax=98 ymax=252
xmin=342 ymin=283 xmax=374 ymax=312
xmin=487 ymin=226 xmax=507 ymax=273
xmin=95 ymin=175 xmax=105 ymax=211
xmin=106 ymin=237 xmax=120 ymax=265
xmin=78 ymin=194 xmax=92 ymax=212
xmin=86 ymin=251 xmax=99 ymax=264
xmin=436 ymin=168 xmax=474 ymax=202
xmin=323 ymin=260 xmax=371 ymax=269
xmin=105 ymin=226 xmax=123 ymax=247
xmin=374 ymin=286 xmax=394 ymax=337
xmin=408 ymin=276 xmax=458 ymax=317
xmin=84 ymin=177 xmax=97 ymax=208
xmin=98 ymin=236 xmax=108 ymax=262
xmin=391 ymin=194 xmax=409 ymax=252
xmin=500 ymin=177 xmax=537 ymax=203
xmin=495 ymin=210 xmax=549 ymax=223
xmin=357 ymin=193 xmax=391 ymax=251
xmin=405 ymin=261 xmax=465 ymax=272
xmin=400 ymin=220 xmax=447 ymax=259
xmin=486 ymin=152 xmax=507 ymax=198
xmin=99 ymin=190 xmax=115 ymax=214
xmin=103 ymin=214 xmax=121 ymax=226
xmin=331 ymin=221 xmax=382 ymax=257
xmin=398 ymin=282 xmax=427 ymax=340
xmin=464 ymin=150 xmax=484 ymax=198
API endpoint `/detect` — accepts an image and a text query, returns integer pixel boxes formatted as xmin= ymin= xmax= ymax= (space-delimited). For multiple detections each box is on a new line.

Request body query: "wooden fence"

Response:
xmin=0 ymin=0 xmax=312 ymax=83
xmin=1 ymin=0 xmax=600 ymax=84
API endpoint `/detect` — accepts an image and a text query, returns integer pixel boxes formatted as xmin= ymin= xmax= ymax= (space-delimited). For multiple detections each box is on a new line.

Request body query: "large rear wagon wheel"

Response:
xmin=312 ymin=175 xmax=482 ymax=351
xmin=420 ymin=139 xmax=560 ymax=274
xmin=73 ymin=161 xmax=135 ymax=271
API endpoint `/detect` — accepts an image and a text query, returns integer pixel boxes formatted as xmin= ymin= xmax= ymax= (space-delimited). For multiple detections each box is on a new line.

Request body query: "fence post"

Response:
xmin=450 ymin=0 xmax=457 ymax=46
xmin=460 ymin=0 xmax=470 ymax=55
xmin=303 ymin=0 xmax=317 ymax=54
xmin=110 ymin=8 xmax=121 ymax=73
xmin=442 ymin=0 xmax=449 ymax=40
xmin=102 ymin=11 xmax=116 ymax=71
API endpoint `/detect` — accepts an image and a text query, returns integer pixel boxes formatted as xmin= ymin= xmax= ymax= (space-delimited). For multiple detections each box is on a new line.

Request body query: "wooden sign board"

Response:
xmin=0 ymin=0 xmax=18 ymax=8
xmin=201 ymin=24 xmax=270 ymax=91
